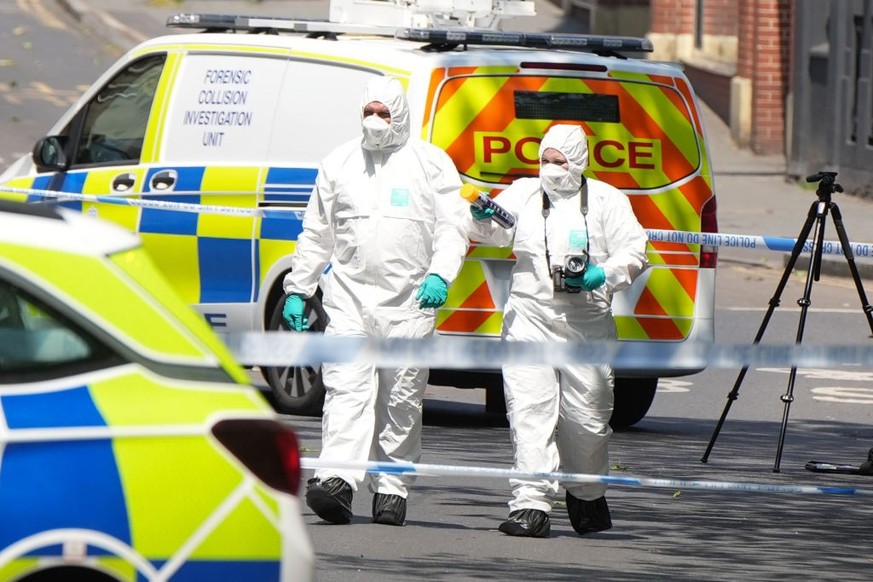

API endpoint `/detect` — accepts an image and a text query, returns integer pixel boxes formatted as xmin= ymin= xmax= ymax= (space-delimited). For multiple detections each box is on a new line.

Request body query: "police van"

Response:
xmin=0 ymin=0 xmax=718 ymax=428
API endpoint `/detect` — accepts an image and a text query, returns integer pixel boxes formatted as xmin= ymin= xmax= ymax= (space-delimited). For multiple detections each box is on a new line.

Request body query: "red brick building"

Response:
xmin=554 ymin=1 xmax=873 ymax=192
xmin=647 ymin=0 xmax=791 ymax=156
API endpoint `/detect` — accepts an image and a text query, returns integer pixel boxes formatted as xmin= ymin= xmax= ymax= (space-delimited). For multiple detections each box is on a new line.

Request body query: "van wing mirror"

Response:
xmin=32 ymin=136 xmax=69 ymax=172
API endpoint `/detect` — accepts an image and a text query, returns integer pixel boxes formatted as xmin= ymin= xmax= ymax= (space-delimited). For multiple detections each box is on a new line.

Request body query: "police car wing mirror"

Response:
xmin=32 ymin=136 xmax=69 ymax=172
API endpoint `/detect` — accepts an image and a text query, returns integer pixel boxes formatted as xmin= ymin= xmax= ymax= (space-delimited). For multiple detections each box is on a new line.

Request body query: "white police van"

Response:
xmin=0 ymin=0 xmax=718 ymax=428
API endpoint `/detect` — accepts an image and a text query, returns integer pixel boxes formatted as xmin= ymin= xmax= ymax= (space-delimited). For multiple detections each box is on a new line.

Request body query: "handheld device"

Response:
xmin=460 ymin=184 xmax=516 ymax=229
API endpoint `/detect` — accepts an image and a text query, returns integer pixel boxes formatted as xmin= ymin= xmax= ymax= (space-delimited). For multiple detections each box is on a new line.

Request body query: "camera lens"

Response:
xmin=564 ymin=254 xmax=587 ymax=276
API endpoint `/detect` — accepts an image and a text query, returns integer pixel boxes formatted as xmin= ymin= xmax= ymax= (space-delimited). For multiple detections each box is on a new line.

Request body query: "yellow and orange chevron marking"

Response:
xmin=428 ymin=68 xmax=713 ymax=341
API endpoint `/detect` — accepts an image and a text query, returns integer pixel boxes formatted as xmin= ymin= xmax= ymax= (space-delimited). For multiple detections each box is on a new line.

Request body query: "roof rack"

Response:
xmin=167 ymin=0 xmax=536 ymax=33
xmin=396 ymin=28 xmax=654 ymax=52
xmin=166 ymin=13 xmax=654 ymax=54
xmin=329 ymin=0 xmax=536 ymax=29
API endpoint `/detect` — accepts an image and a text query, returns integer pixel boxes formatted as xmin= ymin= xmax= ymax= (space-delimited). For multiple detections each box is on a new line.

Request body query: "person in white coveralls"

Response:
xmin=282 ymin=76 xmax=469 ymax=526
xmin=466 ymin=124 xmax=648 ymax=538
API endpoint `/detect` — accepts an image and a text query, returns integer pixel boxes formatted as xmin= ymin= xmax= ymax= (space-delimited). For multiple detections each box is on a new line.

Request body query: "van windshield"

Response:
xmin=429 ymin=75 xmax=703 ymax=190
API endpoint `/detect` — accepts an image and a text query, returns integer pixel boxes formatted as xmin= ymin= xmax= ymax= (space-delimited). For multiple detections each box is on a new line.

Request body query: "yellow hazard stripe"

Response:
xmin=110 ymin=249 xmax=251 ymax=383
xmin=0 ymin=243 xmax=215 ymax=363
xmin=143 ymin=51 xmax=183 ymax=162
xmin=198 ymin=167 xmax=262 ymax=239
xmin=81 ymin=169 xmax=143 ymax=229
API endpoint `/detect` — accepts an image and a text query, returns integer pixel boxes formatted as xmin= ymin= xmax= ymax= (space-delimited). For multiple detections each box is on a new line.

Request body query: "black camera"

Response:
xmin=552 ymin=252 xmax=589 ymax=293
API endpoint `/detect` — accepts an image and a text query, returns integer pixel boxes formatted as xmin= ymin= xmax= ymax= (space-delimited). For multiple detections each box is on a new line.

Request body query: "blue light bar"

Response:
xmin=165 ymin=13 xmax=654 ymax=53
xmin=395 ymin=28 xmax=654 ymax=52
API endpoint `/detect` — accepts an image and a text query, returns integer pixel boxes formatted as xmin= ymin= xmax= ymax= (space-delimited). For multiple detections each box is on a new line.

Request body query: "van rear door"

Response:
xmin=428 ymin=68 xmax=716 ymax=356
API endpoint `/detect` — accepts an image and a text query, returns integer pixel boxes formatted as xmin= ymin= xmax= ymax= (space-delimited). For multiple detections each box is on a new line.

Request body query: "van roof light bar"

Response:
xmin=166 ymin=14 xmax=654 ymax=54
xmin=168 ymin=0 xmax=537 ymax=33
xmin=167 ymin=13 xmax=393 ymax=36
xmin=396 ymin=28 xmax=655 ymax=52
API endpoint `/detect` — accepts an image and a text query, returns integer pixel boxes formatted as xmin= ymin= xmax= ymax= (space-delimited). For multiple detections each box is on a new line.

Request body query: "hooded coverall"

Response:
xmin=467 ymin=125 xmax=648 ymax=513
xmin=283 ymin=77 xmax=469 ymax=498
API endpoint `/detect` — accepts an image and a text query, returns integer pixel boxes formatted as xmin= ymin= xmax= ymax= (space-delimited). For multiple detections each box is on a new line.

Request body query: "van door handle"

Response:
xmin=150 ymin=170 xmax=177 ymax=192
xmin=111 ymin=173 xmax=137 ymax=192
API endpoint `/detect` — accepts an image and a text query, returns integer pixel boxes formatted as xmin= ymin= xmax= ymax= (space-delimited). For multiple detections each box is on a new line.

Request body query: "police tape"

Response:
xmin=300 ymin=458 xmax=871 ymax=496
xmin=223 ymin=332 xmax=873 ymax=369
xmin=0 ymin=185 xmax=280 ymax=218
xmin=645 ymin=229 xmax=873 ymax=259
xmin=4 ymin=184 xmax=873 ymax=257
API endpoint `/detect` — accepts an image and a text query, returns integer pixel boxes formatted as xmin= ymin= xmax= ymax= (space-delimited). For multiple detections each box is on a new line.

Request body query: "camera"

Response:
xmin=552 ymin=252 xmax=589 ymax=293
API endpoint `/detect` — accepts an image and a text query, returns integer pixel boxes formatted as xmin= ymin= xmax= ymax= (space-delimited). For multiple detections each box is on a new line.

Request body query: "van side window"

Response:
xmin=72 ymin=54 xmax=166 ymax=166
xmin=0 ymin=279 xmax=118 ymax=382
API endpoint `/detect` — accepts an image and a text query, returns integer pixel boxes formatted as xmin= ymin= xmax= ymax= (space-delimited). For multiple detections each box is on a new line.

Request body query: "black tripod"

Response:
xmin=701 ymin=171 xmax=873 ymax=472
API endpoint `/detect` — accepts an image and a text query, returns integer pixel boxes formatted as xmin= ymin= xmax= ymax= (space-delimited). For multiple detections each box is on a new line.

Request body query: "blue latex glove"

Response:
xmin=580 ymin=265 xmax=606 ymax=291
xmin=564 ymin=274 xmax=586 ymax=289
xmin=415 ymin=274 xmax=448 ymax=309
xmin=470 ymin=205 xmax=495 ymax=221
xmin=282 ymin=293 xmax=309 ymax=331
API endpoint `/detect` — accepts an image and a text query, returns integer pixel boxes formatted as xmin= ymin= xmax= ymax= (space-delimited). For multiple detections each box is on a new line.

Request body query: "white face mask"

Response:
xmin=540 ymin=163 xmax=582 ymax=197
xmin=362 ymin=114 xmax=390 ymax=150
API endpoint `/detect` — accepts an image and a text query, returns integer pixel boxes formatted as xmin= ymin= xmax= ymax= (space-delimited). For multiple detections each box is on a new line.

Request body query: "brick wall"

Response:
xmin=702 ymin=0 xmax=739 ymax=36
xmin=747 ymin=0 xmax=791 ymax=154
xmin=650 ymin=0 xmax=791 ymax=155
xmin=650 ymin=0 xmax=688 ymax=32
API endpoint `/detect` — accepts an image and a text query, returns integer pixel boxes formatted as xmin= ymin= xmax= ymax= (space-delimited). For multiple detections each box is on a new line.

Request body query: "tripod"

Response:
xmin=701 ymin=171 xmax=873 ymax=472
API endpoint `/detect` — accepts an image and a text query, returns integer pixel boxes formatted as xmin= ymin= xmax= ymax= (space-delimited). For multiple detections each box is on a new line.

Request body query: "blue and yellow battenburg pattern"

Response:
xmin=6 ymin=164 xmax=314 ymax=308
xmin=0 ymin=373 xmax=285 ymax=580
xmin=0 ymin=238 xmax=289 ymax=580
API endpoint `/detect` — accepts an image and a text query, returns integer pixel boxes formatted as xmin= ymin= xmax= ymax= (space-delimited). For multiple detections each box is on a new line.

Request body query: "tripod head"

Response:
xmin=806 ymin=171 xmax=843 ymax=201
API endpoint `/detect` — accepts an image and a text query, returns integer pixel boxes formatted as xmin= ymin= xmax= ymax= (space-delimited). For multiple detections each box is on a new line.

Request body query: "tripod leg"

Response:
xmin=829 ymin=203 xmax=873 ymax=334
xmin=701 ymin=202 xmax=819 ymax=463
xmin=773 ymin=200 xmax=830 ymax=472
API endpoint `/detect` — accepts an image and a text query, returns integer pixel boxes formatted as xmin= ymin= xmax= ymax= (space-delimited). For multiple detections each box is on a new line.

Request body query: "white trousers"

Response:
xmin=313 ymin=305 xmax=433 ymax=498
xmin=502 ymin=303 xmax=615 ymax=513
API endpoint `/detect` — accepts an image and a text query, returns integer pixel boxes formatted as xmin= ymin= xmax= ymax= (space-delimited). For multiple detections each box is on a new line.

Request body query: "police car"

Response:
xmin=0 ymin=0 xmax=718 ymax=428
xmin=0 ymin=201 xmax=314 ymax=581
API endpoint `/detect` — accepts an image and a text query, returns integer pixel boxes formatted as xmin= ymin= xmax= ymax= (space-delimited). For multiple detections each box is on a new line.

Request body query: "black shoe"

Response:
xmin=859 ymin=448 xmax=873 ymax=476
xmin=566 ymin=493 xmax=612 ymax=535
xmin=498 ymin=509 xmax=550 ymax=538
xmin=372 ymin=493 xmax=407 ymax=526
xmin=305 ymin=477 xmax=353 ymax=524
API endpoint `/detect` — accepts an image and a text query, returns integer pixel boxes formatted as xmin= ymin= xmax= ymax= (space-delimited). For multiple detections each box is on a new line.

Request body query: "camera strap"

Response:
xmin=542 ymin=178 xmax=590 ymax=273
xmin=542 ymin=191 xmax=552 ymax=270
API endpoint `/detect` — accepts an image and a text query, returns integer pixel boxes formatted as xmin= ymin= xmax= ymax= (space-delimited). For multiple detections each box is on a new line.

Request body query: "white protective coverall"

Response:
xmin=283 ymin=77 xmax=469 ymax=498
xmin=467 ymin=125 xmax=648 ymax=513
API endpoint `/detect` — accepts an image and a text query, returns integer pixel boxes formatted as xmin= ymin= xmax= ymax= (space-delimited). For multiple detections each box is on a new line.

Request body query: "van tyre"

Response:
xmin=609 ymin=377 xmax=658 ymax=430
xmin=262 ymin=293 xmax=328 ymax=416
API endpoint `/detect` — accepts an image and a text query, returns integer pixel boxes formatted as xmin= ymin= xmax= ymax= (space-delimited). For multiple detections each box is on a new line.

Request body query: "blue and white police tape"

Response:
xmin=646 ymin=228 xmax=873 ymax=259
xmin=5 ymin=184 xmax=873 ymax=257
xmin=0 ymin=184 xmax=288 ymax=218
xmin=300 ymin=458 xmax=872 ymax=496
xmin=224 ymin=332 xmax=873 ymax=369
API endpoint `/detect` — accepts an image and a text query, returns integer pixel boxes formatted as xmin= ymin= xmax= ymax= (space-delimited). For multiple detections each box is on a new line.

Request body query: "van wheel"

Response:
xmin=610 ymin=377 xmax=657 ymax=430
xmin=261 ymin=294 xmax=328 ymax=416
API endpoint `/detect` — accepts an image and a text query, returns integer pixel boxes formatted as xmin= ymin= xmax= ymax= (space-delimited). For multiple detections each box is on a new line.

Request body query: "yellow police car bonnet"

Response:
xmin=360 ymin=76 xmax=411 ymax=152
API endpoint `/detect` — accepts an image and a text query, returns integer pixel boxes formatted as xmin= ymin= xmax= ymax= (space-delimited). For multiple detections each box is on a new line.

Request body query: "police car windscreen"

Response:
xmin=513 ymin=92 xmax=620 ymax=123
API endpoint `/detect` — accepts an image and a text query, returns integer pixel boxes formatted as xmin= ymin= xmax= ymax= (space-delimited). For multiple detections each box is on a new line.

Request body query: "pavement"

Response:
xmin=54 ymin=0 xmax=873 ymax=280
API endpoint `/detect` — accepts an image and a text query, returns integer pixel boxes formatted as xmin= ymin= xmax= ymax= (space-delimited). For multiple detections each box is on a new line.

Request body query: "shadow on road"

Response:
xmin=287 ymin=410 xmax=873 ymax=581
